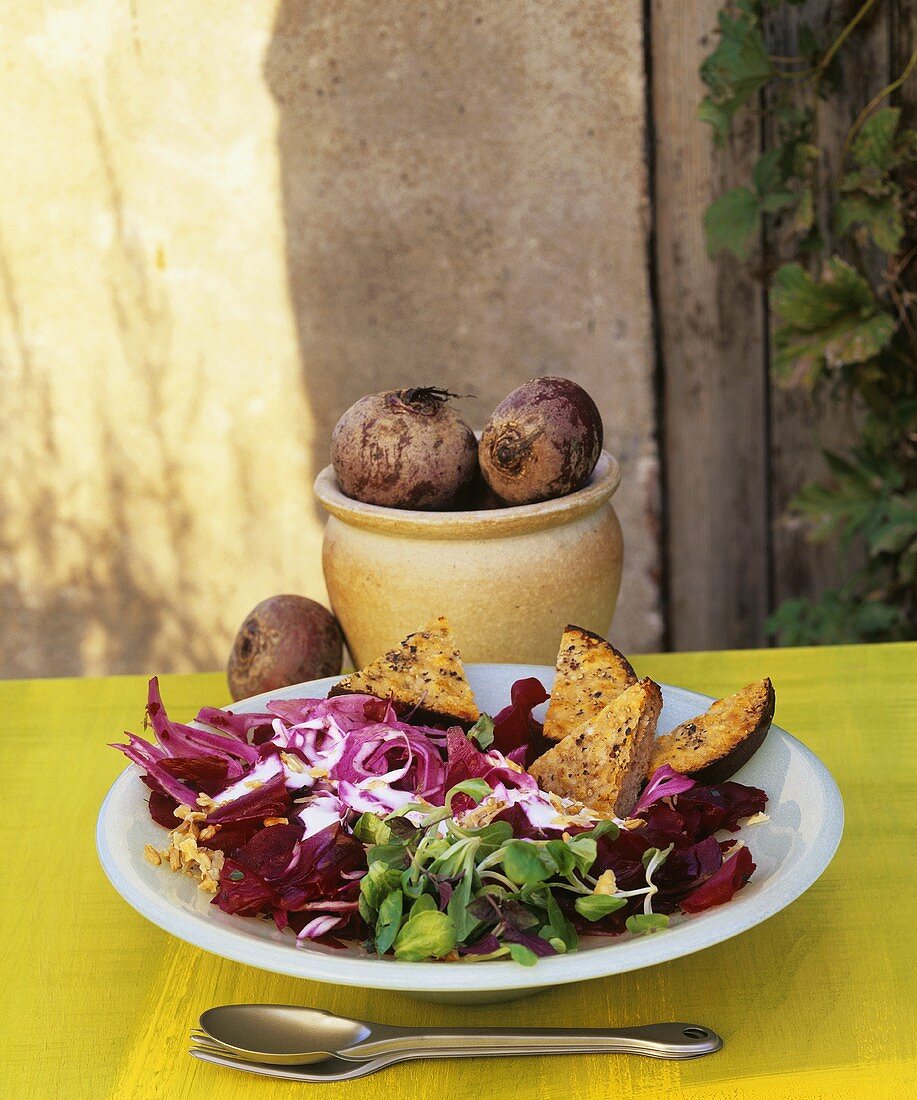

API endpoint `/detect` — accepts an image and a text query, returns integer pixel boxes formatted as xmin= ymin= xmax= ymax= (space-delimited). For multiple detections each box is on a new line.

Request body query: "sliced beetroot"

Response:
xmin=491 ymin=677 xmax=549 ymax=756
xmin=147 ymin=789 xmax=180 ymax=829
xmin=158 ymin=756 xmax=231 ymax=796
xmin=214 ymin=859 xmax=282 ymax=916
xmin=679 ymin=846 xmax=756 ymax=913
xmin=233 ymin=821 xmax=304 ymax=878
xmin=206 ymin=771 xmax=292 ymax=824
xmin=654 ymin=836 xmax=724 ymax=896
xmin=196 ymin=820 xmax=262 ymax=856
xmin=671 ymin=782 xmax=767 ymax=837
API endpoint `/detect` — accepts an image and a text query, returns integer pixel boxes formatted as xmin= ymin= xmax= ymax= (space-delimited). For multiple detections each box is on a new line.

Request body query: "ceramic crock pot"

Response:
xmin=313 ymin=451 xmax=623 ymax=666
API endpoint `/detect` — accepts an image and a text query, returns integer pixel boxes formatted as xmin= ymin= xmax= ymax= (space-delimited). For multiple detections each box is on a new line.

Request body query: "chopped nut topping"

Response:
xmin=280 ymin=752 xmax=305 ymax=774
xmin=594 ymin=869 xmax=617 ymax=895
xmin=743 ymin=812 xmax=770 ymax=826
xmin=244 ymin=779 xmax=263 ymax=790
xmin=179 ymin=836 xmax=199 ymax=859
xmin=199 ymin=825 xmax=218 ymax=841
xmin=154 ymin=821 xmax=225 ymax=892
xmin=143 ymin=844 xmax=162 ymax=866
xmin=263 ymin=816 xmax=289 ymax=827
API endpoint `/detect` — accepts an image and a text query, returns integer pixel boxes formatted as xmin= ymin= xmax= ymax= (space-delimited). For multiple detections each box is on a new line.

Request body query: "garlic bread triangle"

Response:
xmin=530 ymin=678 xmax=662 ymax=817
xmin=647 ymin=678 xmax=775 ymax=784
xmin=329 ymin=616 xmax=479 ymax=726
xmin=542 ymin=625 xmax=638 ymax=742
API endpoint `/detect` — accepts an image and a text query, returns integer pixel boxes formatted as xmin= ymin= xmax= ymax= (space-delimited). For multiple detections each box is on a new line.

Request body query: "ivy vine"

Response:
xmin=701 ymin=0 xmax=916 ymax=644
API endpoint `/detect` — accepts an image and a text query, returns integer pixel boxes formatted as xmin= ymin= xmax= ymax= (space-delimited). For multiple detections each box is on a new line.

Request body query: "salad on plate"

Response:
xmin=112 ymin=618 xmax=772 ymax=966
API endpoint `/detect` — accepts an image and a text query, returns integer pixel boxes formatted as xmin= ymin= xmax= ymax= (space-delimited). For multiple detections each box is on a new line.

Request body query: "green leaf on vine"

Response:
xmin=850 ymin=108 xmax=902 ymax=172
xmin=752 ymin=148 xmax=784 ymax=194
xmin=768 ymin=591 xmax=905 ymax=646
xmin=705 ymin=187 xmax=760 ymax=258
xmin=770 ymin=258 xmax=896 ymax=383
xmin=706 ymin=147 xmax=796 ymax=258
xmin=699 ymin=3 xmax=773 ymax=145
xmin=835 ymin=194 xmax=904 ymax=253
xmin=794 ymin=186 xmax=815 ymax=233
xmin=835 ymin=109 xmax=909 ymax=253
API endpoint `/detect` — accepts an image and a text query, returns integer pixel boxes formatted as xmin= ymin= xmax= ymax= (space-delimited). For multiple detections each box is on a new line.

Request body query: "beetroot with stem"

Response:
xmin=227 ymin=595 xmax=343 ymax=701
xmin=331 ymin=387 xmax=478 ymax=509
xmin=479 ymin=377 xmax=603 ymax=504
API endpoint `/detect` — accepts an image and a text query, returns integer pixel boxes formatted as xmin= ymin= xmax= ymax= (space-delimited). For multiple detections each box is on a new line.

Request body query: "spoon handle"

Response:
xmin=347 ymin=1022 xmax=722 ymax=1060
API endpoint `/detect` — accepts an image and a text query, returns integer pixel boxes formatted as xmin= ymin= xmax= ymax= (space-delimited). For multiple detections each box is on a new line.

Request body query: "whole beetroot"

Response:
xmin=331 ymin=387 xmax=477 ymax=509
xmin=479 ymin=377 xmax=603 ymax=505
xmin=227 ymin=595 xmax=343 ymax=701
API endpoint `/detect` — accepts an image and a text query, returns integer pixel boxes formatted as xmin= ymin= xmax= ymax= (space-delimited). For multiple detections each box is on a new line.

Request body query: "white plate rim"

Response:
xmin=97 ymin=665 xmax=844 ymax=993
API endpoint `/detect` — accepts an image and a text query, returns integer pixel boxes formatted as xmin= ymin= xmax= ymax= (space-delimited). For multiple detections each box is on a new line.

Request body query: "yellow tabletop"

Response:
xmin=2 ymin=642 xmax=915 ymax=1099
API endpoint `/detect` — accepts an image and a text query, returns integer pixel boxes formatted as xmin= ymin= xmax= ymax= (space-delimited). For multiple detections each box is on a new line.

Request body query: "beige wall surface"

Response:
xmin=0 ymin=0 xmax=661 ymax=679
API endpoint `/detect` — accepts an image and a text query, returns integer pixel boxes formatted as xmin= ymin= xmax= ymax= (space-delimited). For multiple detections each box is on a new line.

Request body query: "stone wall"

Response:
xmin=0 ymin=1 xmax=661 ymax=678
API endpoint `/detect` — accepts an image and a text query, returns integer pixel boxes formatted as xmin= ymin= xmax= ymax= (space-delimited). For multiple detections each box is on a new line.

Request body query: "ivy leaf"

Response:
xmin=850 ymin=108 xmax=901 ymax=172
xmin=706 ymin=148 xmax=797 ymax=259
xmin=835 ymin=109 xmax=910 ymax=253
xmin=699 ymin=3 xmax=773 ymax=145
xmin=866 ymin=495 xmax=917 ymax=558
xmin=770 ymin=258 xmax=896 ymax=383
xmin=705 ymin=187 xmax=760 ymax=259
xmin=768 ymin=589 xmax=906 ymax=646
xmin=794 ymin=186 xmax=815 ymax=233
xmin=835 ymin=194 xmax=903 ymax=254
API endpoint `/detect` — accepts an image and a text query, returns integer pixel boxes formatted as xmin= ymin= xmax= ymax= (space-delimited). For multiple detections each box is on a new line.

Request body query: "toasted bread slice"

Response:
xmin=542 ymin=625 xmax=638 ymax=742
xmin=530 ymin=678 xmax=662 ymax=817
xmin=646 ymin=678 xmax=775 ymax=785
xmin=328 ymin=616 xmax=479 ymax=726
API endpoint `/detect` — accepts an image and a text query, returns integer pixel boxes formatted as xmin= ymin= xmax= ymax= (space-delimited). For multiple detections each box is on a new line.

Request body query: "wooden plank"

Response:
xmin=763 ymin=1 xmax=891 ymax=614
xmin=650 ymin=0 xmax=770 ymax=650
xmin=892 ymin=0 xmax=917 ymax=129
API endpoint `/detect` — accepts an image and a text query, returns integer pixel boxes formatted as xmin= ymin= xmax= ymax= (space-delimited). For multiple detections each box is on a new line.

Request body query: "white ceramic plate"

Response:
xmin=97 ymin=665 xmax=843 ymax=1003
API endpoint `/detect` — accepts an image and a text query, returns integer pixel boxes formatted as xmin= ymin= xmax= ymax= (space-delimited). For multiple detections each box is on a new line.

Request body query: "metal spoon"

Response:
xmin=198 ymin=1004 xmax=723 ymax=1066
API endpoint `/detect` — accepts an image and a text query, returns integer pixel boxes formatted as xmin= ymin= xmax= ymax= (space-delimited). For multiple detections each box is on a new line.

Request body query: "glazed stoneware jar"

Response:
xmin=313 ymin=451 xmax=623 ymax=667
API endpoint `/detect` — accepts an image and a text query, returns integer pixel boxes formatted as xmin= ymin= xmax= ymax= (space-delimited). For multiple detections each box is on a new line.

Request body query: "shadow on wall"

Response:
xmin=263 ymin=2 xmax=572 ymax=512
xmin=0 ymin=94 xmax=221 ymax=678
